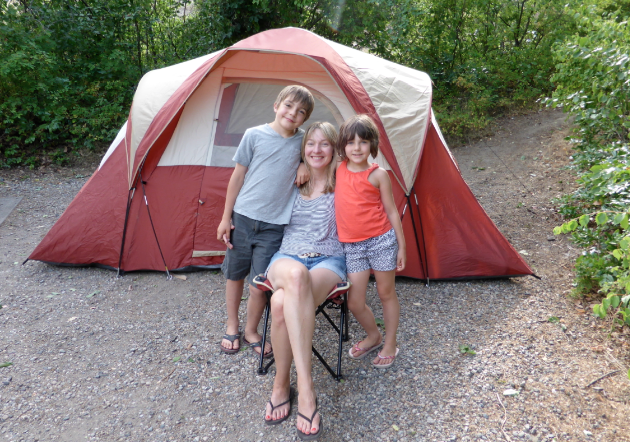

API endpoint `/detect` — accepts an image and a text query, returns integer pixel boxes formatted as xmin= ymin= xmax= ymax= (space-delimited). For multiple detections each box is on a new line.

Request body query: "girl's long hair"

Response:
xmin=299 ymin=122 xmax=338 ymax=197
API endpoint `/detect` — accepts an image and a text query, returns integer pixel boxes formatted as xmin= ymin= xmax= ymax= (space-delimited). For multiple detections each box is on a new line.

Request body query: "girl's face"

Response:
xmin=345 ymin=133 xmax=371 ymax=166
xmin=304 ymin=129 xmax=334 ymax=170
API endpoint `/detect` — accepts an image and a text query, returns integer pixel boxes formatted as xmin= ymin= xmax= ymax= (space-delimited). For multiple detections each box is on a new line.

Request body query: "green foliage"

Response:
xmin=458 ymin=344 xmax=476 ymax=355
xmin=0 ymin=0 xmax=224 ymax=167
xmin=0 ymin=0 xmax=587 ymax=164
xmin=550 ymin=7 xmax=630 ymax=331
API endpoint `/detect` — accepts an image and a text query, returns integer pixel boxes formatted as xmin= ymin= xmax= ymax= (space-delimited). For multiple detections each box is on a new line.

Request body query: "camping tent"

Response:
xmin=28 ymin=27 xmax=533 ymax=280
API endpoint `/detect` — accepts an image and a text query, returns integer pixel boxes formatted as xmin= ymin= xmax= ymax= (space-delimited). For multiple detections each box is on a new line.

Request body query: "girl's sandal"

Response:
xmin=372 ymin=348 xmax=400 ymax=369
xmin=296 ymin=398 xmax=322 ymax=441
xmin=348 ymin=341 xmax=383 ymax=360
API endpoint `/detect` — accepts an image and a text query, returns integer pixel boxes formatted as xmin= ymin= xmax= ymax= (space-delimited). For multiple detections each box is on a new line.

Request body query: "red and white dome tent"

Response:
xmin=28 ymin=27 xmax=533 ymax=281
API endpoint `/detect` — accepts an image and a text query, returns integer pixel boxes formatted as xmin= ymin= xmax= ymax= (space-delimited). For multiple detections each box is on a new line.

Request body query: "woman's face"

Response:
xmin=304 ymin=128 xmax=333 ymax=171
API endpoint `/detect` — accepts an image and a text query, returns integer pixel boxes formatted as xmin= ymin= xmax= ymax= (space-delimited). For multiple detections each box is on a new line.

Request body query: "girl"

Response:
xmin=335 ymin=114 xmax=406 ymax=369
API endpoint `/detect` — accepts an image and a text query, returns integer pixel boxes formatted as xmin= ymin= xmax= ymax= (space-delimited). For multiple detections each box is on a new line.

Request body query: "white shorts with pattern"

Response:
xmin=343 ymin=229 xmax=398 ymax=274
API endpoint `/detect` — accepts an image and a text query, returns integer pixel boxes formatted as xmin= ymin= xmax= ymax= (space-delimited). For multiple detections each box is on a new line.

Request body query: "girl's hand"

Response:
xmin=396 ymin=248 xmax=406 ymax=271
xmin=295 ymin=162 xmax=310 ymax=186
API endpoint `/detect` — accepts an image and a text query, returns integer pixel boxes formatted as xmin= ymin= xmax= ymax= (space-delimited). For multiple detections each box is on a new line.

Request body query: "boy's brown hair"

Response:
xmin=337 ymin=114 xmax=379 ymax=160
xmin=274 ymin=85 xmax=315 ymax=121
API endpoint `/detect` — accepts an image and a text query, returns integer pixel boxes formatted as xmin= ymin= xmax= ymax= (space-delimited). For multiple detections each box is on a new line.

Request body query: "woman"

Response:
xmin=263 ymin=122 xmax=344 ymax=441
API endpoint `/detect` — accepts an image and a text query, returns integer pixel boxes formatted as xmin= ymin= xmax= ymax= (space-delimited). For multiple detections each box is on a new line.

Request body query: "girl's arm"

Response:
xmin=373 ymin=168 xmax=406 ymax=271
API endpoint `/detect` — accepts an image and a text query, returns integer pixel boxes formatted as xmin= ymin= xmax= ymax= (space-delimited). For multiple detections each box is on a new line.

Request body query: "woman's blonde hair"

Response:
xmin=299 ymin=122 xmax=338 ymax=197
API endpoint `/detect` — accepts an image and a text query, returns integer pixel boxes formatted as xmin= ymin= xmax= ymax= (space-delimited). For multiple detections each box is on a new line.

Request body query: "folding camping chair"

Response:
xmin=252 ymin=275 xmax=351 ymax=381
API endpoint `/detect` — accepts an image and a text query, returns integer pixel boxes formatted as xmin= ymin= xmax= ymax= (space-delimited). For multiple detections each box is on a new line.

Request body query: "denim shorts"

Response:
xmin=266 ymin=252 xmax=347 ymax=281
xmin=221 ymin=212 xmax=284 ymax=284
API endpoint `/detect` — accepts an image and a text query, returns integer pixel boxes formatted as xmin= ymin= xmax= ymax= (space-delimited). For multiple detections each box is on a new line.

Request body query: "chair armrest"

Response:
xmin=252 ymin=274 xmax=274 ymax=293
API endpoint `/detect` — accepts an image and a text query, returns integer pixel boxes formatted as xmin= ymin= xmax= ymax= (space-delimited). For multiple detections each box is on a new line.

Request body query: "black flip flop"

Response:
xmin=296 ymin=397 xmax=322 ymax=441
xmin=219 ymin=332 xmax=241 ymax=354
xmin=243 ymin=337 xmax=274 ymax=359
xmin=264 ymin=387 xmax=296 ymax=426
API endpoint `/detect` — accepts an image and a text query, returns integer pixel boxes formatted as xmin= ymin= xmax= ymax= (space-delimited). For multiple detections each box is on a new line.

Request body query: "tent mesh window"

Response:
xmin=209 ymin=82 xmax=340 ymax=167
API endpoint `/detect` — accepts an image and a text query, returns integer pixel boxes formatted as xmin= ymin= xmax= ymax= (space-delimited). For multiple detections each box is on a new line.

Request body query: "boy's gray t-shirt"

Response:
xmin=232 ymin=124 xmax=303 ymax=225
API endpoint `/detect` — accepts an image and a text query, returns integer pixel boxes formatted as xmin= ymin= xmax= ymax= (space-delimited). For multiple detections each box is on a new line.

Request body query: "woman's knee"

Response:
xmin=286 ymin=265 xmax=310 ymax=294
xmin=270 ymin=291 xmax=286 ymax=323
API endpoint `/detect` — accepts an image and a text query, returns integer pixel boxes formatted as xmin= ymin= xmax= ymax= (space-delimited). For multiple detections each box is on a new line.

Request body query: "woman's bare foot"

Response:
xmin=296 ymin=390 xmax=320 ymax=437
xmin=265 ymin=385 xmax=293 ymax=424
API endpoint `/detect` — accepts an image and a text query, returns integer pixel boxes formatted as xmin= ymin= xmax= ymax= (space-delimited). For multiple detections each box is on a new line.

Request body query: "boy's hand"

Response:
xmin=217 ymin=219 xmax=235 ymax=249
xmin=396 ymin=248 xmax=406 ymax=272
xmin=295 ymin=162 xmax=310 ymax=186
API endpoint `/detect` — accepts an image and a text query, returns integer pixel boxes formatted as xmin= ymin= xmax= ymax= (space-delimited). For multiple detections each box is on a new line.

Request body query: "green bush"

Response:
xmin=551 ymin=5 xmax=630 ymax=327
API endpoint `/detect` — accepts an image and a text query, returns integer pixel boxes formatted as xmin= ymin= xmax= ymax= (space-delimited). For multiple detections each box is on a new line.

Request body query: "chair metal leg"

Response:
xmin=335 ymin=299 xmax=346 ymax=380
xmin=342 ymin=293 xmax=349 ymax=342
xmin=257 ymin=301 xmax=271 ymax=376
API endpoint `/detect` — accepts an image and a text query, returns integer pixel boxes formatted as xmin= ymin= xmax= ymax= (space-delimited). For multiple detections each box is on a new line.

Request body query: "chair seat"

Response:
xmin=252 ymin=274 xmax=351 ymax=381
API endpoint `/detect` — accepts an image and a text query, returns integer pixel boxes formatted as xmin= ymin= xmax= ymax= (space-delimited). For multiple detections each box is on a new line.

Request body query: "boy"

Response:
xmin=217 ymin=85 xmax=314 ymax=356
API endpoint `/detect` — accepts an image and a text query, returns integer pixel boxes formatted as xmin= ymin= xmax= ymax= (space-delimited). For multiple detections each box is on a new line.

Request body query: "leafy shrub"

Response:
xmin=550 ymin=5 xmax=630 ymax=326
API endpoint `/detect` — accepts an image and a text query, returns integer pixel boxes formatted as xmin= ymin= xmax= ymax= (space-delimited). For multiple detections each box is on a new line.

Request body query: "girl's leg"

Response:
xmin=347 ymin=270 xmax=382 ymax=357
xmin=372 ymin=270 xmax=400 ymax=365
xmin=266 ymin=288 xmax=293 ymax=422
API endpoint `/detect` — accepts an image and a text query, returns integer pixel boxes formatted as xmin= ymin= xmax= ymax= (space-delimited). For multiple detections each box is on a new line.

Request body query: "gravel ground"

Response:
xmin=1 ymin=109 xmax=629 ymax=442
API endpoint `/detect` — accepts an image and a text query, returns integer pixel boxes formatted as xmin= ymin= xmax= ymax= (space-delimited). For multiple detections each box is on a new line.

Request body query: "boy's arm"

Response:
xmin=295 ymin=162 xmax=310 ymax=186
xmin=217 ymin=163 xmax=247 ymax=249
xmin=375 ymin=169 xmax=407 ymax=271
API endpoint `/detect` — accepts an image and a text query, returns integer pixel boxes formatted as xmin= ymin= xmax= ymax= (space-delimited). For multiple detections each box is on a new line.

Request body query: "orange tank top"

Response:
xmin=335 ymin=161 xmax=392 ymax=243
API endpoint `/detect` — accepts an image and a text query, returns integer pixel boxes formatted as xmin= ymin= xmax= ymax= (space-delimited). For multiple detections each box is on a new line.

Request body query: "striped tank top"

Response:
xmin=278 ymin=192 xmax=344 ymax=256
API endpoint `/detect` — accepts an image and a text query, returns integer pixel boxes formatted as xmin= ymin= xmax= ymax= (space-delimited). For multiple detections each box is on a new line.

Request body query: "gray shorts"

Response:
xmin=344 ymin=229 xmax=398 ymax=274
xmin=221 ymin=212 xmax=284 ymax=284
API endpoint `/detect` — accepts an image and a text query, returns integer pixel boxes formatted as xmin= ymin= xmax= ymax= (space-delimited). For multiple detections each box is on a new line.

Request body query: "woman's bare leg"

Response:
xmin=266 ymin=262 xmax=340 ymax=435
xmin=265 ymin=288 xmax=293 ymax=422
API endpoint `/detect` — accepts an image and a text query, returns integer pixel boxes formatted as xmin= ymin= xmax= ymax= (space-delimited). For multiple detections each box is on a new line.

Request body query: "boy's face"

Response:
xmin=272 ymin=95 xmax=308 ymax=137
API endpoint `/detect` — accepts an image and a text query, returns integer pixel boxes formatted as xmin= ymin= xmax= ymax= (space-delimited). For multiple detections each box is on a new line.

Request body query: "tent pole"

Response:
xmin=117 ymin=184 xmax=137 ymax=277
xmin=405 ymin=192 xmax=429 ymax=286
xmin=139 ymin=171 xmax=172 ymax=280
xmin=411 ymin=188 xmax=430 ymax=286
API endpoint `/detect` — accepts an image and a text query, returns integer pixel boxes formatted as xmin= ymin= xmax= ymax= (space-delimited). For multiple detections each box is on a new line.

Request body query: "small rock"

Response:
xmin=503 ymin=389 xmax=519 ymax=396
xmin=547 ymin=236 xmax=556 ymax=241
xmin=583 ymin=430 xmax=593 ymax=437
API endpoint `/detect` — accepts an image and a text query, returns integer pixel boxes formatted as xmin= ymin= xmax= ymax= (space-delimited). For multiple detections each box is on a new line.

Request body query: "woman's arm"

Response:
xmin=373 ymin=168 xmax=406 ymax=271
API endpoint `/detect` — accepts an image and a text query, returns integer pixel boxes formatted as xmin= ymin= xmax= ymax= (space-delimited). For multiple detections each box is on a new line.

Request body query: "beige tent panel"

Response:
xmin=129 ymin=50 xmax=222 ymax=173
xmin=327 ymin=41 xmax=431 ymax=189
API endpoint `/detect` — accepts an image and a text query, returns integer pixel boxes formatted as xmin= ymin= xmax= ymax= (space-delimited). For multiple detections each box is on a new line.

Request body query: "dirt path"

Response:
xmin=1 ymin=109 xmax=629 ymax=442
